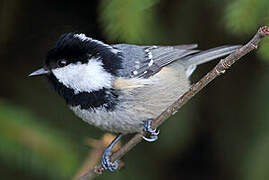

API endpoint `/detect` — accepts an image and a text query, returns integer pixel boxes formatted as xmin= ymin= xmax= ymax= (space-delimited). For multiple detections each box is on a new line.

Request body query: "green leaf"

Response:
xmin=0 ymin=99 xmax=81 ymax=179
xmin=99 ymin=0 xmax=162 ymax=43
xmin=241 ymin=73 xmax=269 ymax=180
xmin=224 ymin=0 xmax=269 ymax=35
xmin=258 ymin=40 xmax=269 ymax=62
xmin=224 ymin=0 xmax=269 ymax=61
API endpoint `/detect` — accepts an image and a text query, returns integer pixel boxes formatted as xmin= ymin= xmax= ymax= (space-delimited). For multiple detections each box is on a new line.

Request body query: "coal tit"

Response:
xmin=29 ymin=33 xmax=240 ymax=171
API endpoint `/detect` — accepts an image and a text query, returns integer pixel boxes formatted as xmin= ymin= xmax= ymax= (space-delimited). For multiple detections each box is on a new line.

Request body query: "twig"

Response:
xmin=73 ymin=134 xmax=121 ymax=180
xmin=78 ymin=26 xmax=269 ymax=180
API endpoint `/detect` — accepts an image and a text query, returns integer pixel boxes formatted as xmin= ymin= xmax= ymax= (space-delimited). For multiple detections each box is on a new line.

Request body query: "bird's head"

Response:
xmin=29 ymin=33 xmax=122 ymax=94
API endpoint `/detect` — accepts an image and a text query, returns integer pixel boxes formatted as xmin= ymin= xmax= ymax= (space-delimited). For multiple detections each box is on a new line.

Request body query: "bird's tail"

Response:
xmin=181 ymin=45 xmax=241 ymax=67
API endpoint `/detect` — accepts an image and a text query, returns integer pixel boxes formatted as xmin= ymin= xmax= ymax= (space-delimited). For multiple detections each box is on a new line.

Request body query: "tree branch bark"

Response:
xmin=78 ymin=26 xmax=269 ymax=180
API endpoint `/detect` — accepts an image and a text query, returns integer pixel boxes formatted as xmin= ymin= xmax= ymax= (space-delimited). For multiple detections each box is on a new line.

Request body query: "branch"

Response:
xmin=73 ymin=134 xmax=122 ymax=180
xmin=78 ymin=26 xmax=269 ymax=180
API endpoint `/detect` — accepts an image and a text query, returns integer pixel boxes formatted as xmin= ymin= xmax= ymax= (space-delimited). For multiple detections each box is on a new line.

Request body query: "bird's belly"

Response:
xmin=69 ymin=105 xmax=146 ymax=134
xmin=70 ymin=64 xmax=190 ymax=134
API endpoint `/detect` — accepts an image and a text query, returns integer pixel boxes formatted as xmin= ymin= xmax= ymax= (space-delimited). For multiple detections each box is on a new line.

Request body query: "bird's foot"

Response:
xmin=101 ymin=134 xmax=123 ymax=171
xmin=143 ymin=119 xmax=160 ymax=142
xmin=101 ymin=148 xmax=118 ymax=171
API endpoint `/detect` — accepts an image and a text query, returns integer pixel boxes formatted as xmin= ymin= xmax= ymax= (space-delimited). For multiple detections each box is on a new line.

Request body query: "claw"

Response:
xmin=142 ymin=135 xmax=158 ymax=142
xmin=143 ymin=119 xmax=160 ymax=142
xmin=102 ymin=149 xmax=118 ymax=171
xmin=101 ymin=134 xmax=123 ymax=171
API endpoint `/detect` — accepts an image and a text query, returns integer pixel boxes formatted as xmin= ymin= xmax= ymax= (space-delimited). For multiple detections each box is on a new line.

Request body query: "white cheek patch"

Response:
xmin=52 ymin=58 xmax=114 ymax=94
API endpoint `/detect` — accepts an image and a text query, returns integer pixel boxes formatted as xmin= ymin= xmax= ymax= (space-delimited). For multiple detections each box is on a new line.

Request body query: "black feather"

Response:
xmin=46 ymin=73 xmax=119 ymax=110
xmin=45 ymin=33 xmax=123 ymax=75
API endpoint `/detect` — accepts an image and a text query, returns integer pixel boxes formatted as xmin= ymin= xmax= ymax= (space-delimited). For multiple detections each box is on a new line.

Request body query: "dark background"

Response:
xmin=0 ymin=0 xmax=269 ymax=180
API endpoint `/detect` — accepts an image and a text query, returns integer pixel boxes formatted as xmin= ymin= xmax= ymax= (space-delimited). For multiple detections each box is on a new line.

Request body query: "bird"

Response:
xmin=29 ymin=33 xmax=240 ymax=171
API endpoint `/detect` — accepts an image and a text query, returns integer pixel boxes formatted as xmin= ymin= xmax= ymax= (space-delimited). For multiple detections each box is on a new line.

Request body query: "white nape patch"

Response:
xmin=73 ymin=33 xmax=120 ymax=55
xmin=73 ymin=33 xmax=89 ymax=41
xmin=52 ymin=58 xmax=114 ymax=94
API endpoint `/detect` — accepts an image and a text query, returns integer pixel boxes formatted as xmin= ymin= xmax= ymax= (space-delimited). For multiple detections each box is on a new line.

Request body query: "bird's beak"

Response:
xmin=28 ymin=68 xmax=49 ymax=77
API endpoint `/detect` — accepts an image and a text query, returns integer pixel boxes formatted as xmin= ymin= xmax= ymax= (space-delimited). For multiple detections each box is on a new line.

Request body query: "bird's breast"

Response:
xmin=69 ymin=64 xmax=190 ymax=134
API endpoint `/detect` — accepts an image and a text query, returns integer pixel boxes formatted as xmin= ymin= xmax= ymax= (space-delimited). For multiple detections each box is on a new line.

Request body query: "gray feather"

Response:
xmin=180 ymin=45 xmax=241 ymax=67
xmin=172 ymin=44 xmax=198 ymax=50
xmin=113 ymin=44 xmax=198 ymax=78
xmin=112 ymin=44 xmax=241 ymax=79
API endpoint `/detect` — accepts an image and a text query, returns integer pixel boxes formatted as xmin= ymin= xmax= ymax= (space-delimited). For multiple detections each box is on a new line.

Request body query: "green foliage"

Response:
xmin=0 ymin=99 xmax=81 ymax=180
xmin=241 ymin=73 xmax=269 ymax=180
xmin=1 ymin=1 xmax=269 ymax=179
xmin=257 ymin=40 xmax=269 ymax=61
xmin=224 ymin=0 xmax=269 ymax=61
xmin=99 ymin=0 xmax=162 ymax=43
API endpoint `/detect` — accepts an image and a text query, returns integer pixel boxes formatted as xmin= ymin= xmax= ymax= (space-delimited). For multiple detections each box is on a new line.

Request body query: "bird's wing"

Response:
xmin=112 ymin=44 xmax=199 ymax=78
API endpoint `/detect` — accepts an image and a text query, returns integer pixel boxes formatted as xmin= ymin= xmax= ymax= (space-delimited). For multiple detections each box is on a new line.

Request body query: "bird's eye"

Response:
xmin=57 ymin=60 xmax=68 ymax=67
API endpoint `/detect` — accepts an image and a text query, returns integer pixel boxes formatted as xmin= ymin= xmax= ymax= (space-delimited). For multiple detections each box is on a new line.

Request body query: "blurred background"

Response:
xmin=0 ymin=0 xmax=269 ymax=179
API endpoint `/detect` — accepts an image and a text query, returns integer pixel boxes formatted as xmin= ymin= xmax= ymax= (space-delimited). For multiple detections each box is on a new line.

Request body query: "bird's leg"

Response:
xmin=101 ymin=133 xmax=123 ymax=171
xmin=143 ymin=119 xmax=160 ymax=142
